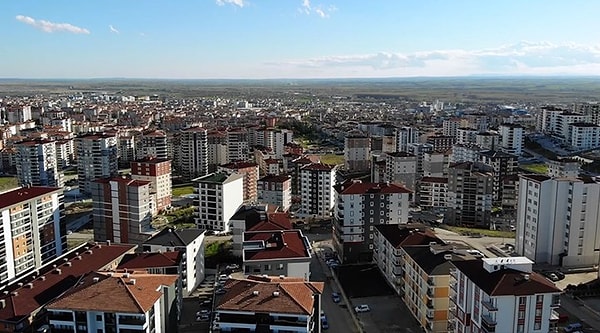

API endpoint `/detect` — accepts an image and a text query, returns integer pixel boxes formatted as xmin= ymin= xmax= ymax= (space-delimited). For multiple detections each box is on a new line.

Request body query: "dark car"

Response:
xmin=331 ymin=292 xmax=341 ymax=303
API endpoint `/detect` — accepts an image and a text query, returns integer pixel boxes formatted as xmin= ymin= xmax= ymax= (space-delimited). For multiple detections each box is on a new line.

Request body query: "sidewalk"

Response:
xmin=560 ymin=294 xmax=600 ymax=331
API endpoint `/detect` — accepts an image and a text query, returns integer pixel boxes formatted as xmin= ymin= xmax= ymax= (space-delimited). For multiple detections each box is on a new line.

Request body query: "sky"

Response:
xmin=2 ymin=0 xmax=600 ymax=79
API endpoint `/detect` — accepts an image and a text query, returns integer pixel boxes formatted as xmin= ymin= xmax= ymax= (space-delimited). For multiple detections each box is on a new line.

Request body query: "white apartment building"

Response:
xmin=447 ymin=162 xmax=494 ymax=227
xmin=418 ymin=177 xmax=448 ymax=209
xmin=499 ymin=123 xmax=524 ymax=156
xmin=47 ymin=272 xmax=179 ymax=333
xmin=457 ymin=127 xmax=478 ymax=145
xmin=178 ymin=127 xmax=208 ymax=179
xmin=257 ymin=174 xmax=292 ymax=211
xmin=422 ymin=151 xmax=449 ymax=177
xmin=344 ymin=132 xmax=371 ymax=172
xmin=546 ymin=158 xmax=580 ymax=178
xmin=442 ymin=119 xmax=462 ymax=137
xmin=142 ymin=227 xmax=206 ymax=296
xmin=227 ymin=129 xmax=249 ymax=162
xmin=396 ymin=126 xmax=420 ymax=153
xmin=567 ymin=122 xmax=600 ymax=150
xmin=333 ymin=180 xmax=410 ymax=263
xmin=298 ymin=163 xmax=337 ymax=219
xmin=557 ymin=112 xmax=591 ymax=139
xmin=475 ymin=132 xmax=500 ymax=151
xmin=384 ymin=152 xmax=417 ymax=192
xmin=140 ymin=130 xmax=168 ymax=160
xmin=75 ymin=133 xmax=118 ymax=194
xmin=536 ymin=106 xmax=564 ymax=134
xmin=450 ymin=257 xmax=561 ymax=333
xmin=15 ymin=139 xmax=64 ymax=188
xmin=450 ymin=144 xmax=486 ymax=164
xmin=0 ymin=186 xmax=65 ymax=285
xmin=194 ymin=172 xmax=244 ymax=232
xmin=207 ymin=130 xmax=228 ymax=172
xmin=516 ymin=174 xmax=600 ymax=267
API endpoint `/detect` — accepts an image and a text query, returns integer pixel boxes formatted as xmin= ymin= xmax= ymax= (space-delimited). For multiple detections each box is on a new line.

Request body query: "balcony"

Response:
xmin=119 ymin=315 xmax=146 ymax=326
xmin=426 ymin=310 xmax=434 ymax=319
xmin=481 ymin=314 xmax=497 ymax=332
xmin=449 ymin=281 xmax=457 ymax=291
xmin=427 ymin=288 xmax=434 ymax=298
xmin=550 ymin=309 xmax=559 ymax=322
xmin=426 ymin=300 xmax=434 ymax=309
xmin=48 ymin=312 xmax=74 ymax=322
xmin=481 ymin=299 xmax=498 ymax=311
xmin=427 ymin=277 xmax=434 ymax=286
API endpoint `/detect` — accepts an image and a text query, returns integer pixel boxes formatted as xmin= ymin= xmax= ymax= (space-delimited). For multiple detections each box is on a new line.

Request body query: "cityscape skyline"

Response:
xmin=2 ymin=0 xmax=600 ymax=79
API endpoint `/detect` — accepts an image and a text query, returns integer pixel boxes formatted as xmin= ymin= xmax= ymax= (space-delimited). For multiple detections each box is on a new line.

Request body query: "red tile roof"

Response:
xmin=217 ymin=277 xmax=323 ymax=315
xmin=0 ymin=186 xmax=61 ymax=210
xmin=117 ymin=251 xmax=182 ymax=270
xmin=247 ymin=212 xmax=292 ymax=232
xmin=94 ymin=176 xmax=150 ymax=187
xmin=0 ymin=242 xmax=135 ymax=323
xmin=47 ymin=271 xmax=178 ymax=313
xmin=243 ymin=230 xmax=310 ymax=261
xmin=259 ymin=175 xmax=291 ymax=183
xmin=301 ymin=162 xmax=336 ymax=171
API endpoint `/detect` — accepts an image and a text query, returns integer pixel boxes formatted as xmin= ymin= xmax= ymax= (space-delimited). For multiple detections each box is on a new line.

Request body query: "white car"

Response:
xmin=354 ymin=304 xmax=370 ymax=313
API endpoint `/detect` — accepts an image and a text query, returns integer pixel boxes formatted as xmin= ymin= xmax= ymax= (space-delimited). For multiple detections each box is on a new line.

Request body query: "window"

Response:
xmin=534 ymin=322 xmax=541 ymax=330
xmin=519 ymin=296 xmax=526 ymax=305
xmin=277 ymin=263 xmax=284 ymax=270
xmin=264 ymin=264 xmax=272 ymax=271
xmin=96 ymin=315 xmax=102 ymax=321
xmin=536 ymin=295 xmax=543 ymax=303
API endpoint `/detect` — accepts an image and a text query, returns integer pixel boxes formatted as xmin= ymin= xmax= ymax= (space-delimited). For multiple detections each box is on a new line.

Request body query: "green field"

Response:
xmin=0 ymin=177 xmax=18 ymax=192
xmin=172 ymin=185 xmax=195 ymax=197
xmin=520 ymin=163 xmax=548 ymax=174
xmin=319 ymin=154 xmax=344 ymax=165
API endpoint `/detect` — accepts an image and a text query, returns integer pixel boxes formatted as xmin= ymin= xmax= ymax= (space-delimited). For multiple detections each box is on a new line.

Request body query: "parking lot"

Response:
xmin=179 ymin=275 xmax=215 ymax=333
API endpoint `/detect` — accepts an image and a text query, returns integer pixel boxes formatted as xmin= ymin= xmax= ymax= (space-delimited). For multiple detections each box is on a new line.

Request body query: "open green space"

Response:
xmin=445 ymin=226 xmax=516 ymax=239
xmin=0 ymin=177 xmax=18 ymax=192
xmin=520 ymin=163 xmax=548 ymax=174
xmin=172 ymin=185 xmax=194 ymax=197
xmin=319 ymin=154 xmax=344 ymax=165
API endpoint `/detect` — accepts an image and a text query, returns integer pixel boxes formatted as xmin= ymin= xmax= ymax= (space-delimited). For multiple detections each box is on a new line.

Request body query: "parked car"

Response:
xmin=554 ymin=271 xmax=565 ymax=280
xmin=564 ymin=322 xmax=583 ymax=333
xmin=196 ymin=310 xmax=210 ymax=316
xmin=321 ymin=316 xmax=329 ymax=329
xmin=354 ymin=304 xmax=371 ymax=313
xmin=331 ymin=292 xmax=341 ymax=303
xmin=215 ymin=288 xmax=227 ymax=295
xmin=196 ymin=314 xmax=210 ymax=321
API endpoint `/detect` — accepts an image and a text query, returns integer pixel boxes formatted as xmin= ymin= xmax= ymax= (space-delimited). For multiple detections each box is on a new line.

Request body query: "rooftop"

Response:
xmin=375 ymin=224 xmax=443 ymax=249
xmin=117 ymin=251 xmax=183 ymax=270
xmin=0 ymin=186 xmax=61 ymax=210
xmin=243 ymin=230 xmax=310 ymax=261
xmin=335 ymin=180 xmax=412 ymax=195
xmin=143 ymin=227 xmax=205 ymax=247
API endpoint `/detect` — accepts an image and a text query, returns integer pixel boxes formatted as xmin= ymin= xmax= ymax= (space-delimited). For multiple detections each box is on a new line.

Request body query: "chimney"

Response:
xmin=0 ymin=299 xmax=5 ymax=309
xmin=524 ymin=274 xmax=530 ymax=281
xmin=253 ymin=291 xmax=259 ymax=296
xmin=272 ymin=291 xmax=280 ymax=297
xmin=123 ymin=273 xmax=130 ymax=278
xmin=93 ymin=277 xmax=100 ymax=283
xmin=40 ymin=276 xmax=46 ymax=281
xmin=56 ymin=268 xmax=62 ymax=275
xmin=129 ymin=279 xmax=136 ymax=285
xmin=107 ymin=240 xmax=111 ymax=246
xmin=443 ymin=254 xmax=453 ymax=260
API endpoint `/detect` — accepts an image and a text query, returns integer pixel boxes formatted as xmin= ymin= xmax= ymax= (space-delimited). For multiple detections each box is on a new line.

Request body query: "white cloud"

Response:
xmin=15 ymin=15 xmax=90 ymax=34
xmin=299 ymin=0 xmax=335 ymax=18
xmin=109 ymin=25 xmax=119 ymax=34
xmin=216 ymin=0 xmax=246 ymax=8
xmin=270 ymin=42 xmax=600 ymax=77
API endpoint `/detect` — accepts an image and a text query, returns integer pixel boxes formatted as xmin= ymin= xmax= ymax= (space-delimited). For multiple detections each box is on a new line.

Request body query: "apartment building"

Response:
xmin=457 ymin=127 xmax=478 ymax=145
xmin=450 ymin=144 xmax=486 ymax=164
xmin=372 ymin=224 xmax=443 ymax=295
xmin=118 ymin=134 xmax=138 ymax=167
xmin=418 ymin=177 xmax=448 ymax=209
xmin=131 ymin=157 xmax=172 ymax=214
xmin=384 ymin=152 xmax=417 ymax=192
xmin=442 ymin=119 xmax=462 ymax=137
xmin=91 ymin=177 xmax=153 ymax=245
xmin=449 ymin=257 xmax=561 ymax=333
xmin=515 ymin=174 xmax=600 ymax=268
xmin=0 ymin=186 xmax=65 ymax=285
xmin=475 ymin=132 xmax=500 ymax=151
xmin=178 ymin=127 xmax=208 ymax=180
xmin=546 ymin=157 xmax=580 ymax=178
xmin=193 ymin=172 xmax=244 ymax=232
xmin=298 ymin=163 xmax=337 ymax=219
xmin=140 ymin=129 xmax=168 ymax=160
xmin=215 ymin=275 xmax=324 ymax=333
xmin=257 ymin=174 xmax=292 ymax=211
xmin=478 ymin=150 xmax=518 ymax=205
xmin=219 ymin=161 xmax=259 ymax=203
xmin=230 ymin=205 xmax=291 ymax=256
xmin=15 ymin=139 xmax=64 ymax=188
xmin=227 ymin=128 xmax=249 ymax=162
xmin=568 ymin=122 xmax=600 ymax=150
xmin=406 ymin=143 xmax=434 ymax=176
xmin=242 ymin=230 xmax=312 ymax=280
xmin=142 ymin=227 xmax=205 ymax=296
xmin=333 ymin=180 xmax=411 ymax=263
xmin=47 ymin=271 xmax=179 ymax=333
xmin=75 ymin=133 xmax=118 ymax=194
xmin=499 ymin=123 xmax=524 ymax=156
xmin=344 ymin=132 xmax=371 ymax=172
xmin=446 ymin=162 xmax=494 ymax=228
xmin=422 ymin=151 xmax=449 ymax=177
xmin=396 ymin=126 xmax=420 ymax=153
xmin=207 ymin=130 xmax=228 ymax=172
xmin=426 ymin=135 xmax=456 ymax=153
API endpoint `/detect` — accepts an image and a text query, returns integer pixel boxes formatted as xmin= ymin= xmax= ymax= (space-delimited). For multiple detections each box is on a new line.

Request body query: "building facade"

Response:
xmin=75 ymin=133 xmax=118 ymax=194
xmin=194 ymin=172 xmax=244 ymax=232
xmin=257 ymin=175 xmax=292 ymax=212
xmin=15 ymin=139 xmax=64 ymax=188
xmin=131 ymin=158 xmax=172 ymax=214
xmin=178 ymin=127 xmax=208 ymax=180
xmin=298 ymin=163 xmax=337 ymax=219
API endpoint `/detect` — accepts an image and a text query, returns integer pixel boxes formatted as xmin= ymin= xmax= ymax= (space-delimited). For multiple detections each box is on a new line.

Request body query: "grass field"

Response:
xmin=0 ymin=177 xmax=18 ymax=192
xmin=319 ymin=154 xmax=344 ymax=165
xmin=445 ymin=226 xmax=516 ymax=239
xmin=172 ymin=185 xmax=194 ymax=197
xmin=520 ymin=163 xmax=548 ymax=174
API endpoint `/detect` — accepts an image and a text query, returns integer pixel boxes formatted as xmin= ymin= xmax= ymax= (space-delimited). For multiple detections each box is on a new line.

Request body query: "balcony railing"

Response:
xmin=426 ymin=300 xmax=434 ymax=309
xmin=119 ymin=316 xmax=146 ymax=326
xmin=481 ymin=314 xmax=497 ymax=329
xmin=427 ymin=277 xmax=434 ymax=286
xmin=481 ymin=299 xmax=498 ymax=311
xmin=49 ymin=312 xmax=74 ymax=321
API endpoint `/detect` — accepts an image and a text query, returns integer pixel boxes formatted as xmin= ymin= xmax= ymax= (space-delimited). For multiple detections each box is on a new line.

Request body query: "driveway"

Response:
xmin=353 ymin=295 xmax=422 ymax=333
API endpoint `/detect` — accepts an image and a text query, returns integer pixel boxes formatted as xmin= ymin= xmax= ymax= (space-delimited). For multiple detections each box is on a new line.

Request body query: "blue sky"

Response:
xmin=1 ymin=0 xmax=600 ymax=79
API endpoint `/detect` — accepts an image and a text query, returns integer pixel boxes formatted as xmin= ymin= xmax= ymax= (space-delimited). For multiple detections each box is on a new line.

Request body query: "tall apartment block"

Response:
xmin=91 ymin=177 xmax=153 ymax=244
xmin=227 ymin=129 xmax=249 ymax=162
xmin=131 ymin=157 xmax=172 ymax=214
xmin=0 ymin=186 xmax=65 ymax=285
xmin=207 ymin=130 xmax=228 ymax=172
xmin=333 ymin=180 xmax=410 ymax=263
xmin=15 ymin=139 xmax=64 ymax=188
xmin=396 ymin=126 xmax=420 ymax=153
xmin=194 ymin=172 xmax=244 ymax=232
xmin=219 ymin=161 xmax=259 ymax=203
xmin=478 ymin=150 xmax=518 ymax=206
xmin=75 ymin=133 xmax=118 ymax=194
xmin=298 ymin=163 xmax=337 ymax=219
xmin=344 ymin=132 xmax=371 ymax=172
xmin=140 ymin=129 xmax=168 ymax=160
xmin=384 ymin=152 xmax=417 ymax=192
xmin=516 ymin=174 xmax=600 ymax=268
xmin=449 ymin=257 xmax=561 ymax=333
xmin=499 ymin=123 xmax=524 ymax=156
xmin=178 ymin=127 xmax=208 ymax=180
xmin=257 ymin=174 xmax=292 ymax=211
xmin=446 ymin=162 xmax=494 ymax=227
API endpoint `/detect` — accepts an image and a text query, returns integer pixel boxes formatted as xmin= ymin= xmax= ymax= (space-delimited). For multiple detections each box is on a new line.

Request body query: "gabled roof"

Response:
xmin=0 ymin=186 xmax=61 ymax=210
xmin=402 ymin=244 xmax=472 ymax=276
xmin=217 ymin=277 xmax=323 ymax=315
xmin=117 ymin=251 xmax=182 ymax=270
xmin=243 ymin=230 xmax=310 ymax=261
xmin=248 ymin=212 xmax=292 ymax=232
xmin=0 ymin=242 xmax=135 ymax=323
xmin=47 ymin=272 xmax=178 ymax=313
xmin=143 ymin=227 xmax=204 ymax=247
xmin=335 ymin=180 xmax=412 ymax=195
xmin=452 ymin=260 xmax=561 ymax=296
